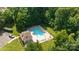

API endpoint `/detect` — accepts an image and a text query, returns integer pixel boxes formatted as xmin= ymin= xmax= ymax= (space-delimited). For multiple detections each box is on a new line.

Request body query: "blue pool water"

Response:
xmin=31 ymin=26 xmax=45 ymax=38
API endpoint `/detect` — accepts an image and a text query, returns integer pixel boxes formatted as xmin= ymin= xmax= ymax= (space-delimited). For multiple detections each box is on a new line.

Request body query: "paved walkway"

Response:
xmin=8 ymin=36 xmax=19 ymax=43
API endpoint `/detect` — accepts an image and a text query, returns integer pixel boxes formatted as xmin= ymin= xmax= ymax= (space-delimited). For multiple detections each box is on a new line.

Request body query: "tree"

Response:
xmin=67 ymin=12 xmax=79 ymax=33
xmin=0 ymin=19 xmax=5 ymax=30
xmin=26 ymin=41 xmax=42 ymax=51
xmin=45 ymin=8 xmax=57 ymax=27
xmin=16 ymin=7 xmax=47 ymax=32
xmin=51 ymin=30 xmax=77 ymax=51
xmin=51 ymin=30 xmax=69 ymax=51
xmin=28 ymin=7 xmax=47 ymax=25
xmin=3 ymin=8 xmax=14 ymax=27
xmin=16 ymin=8 xmax=29 ymax=32
xmin=0 ymin=11 xmax=5 ymax=30
xmin=68 ymin=33 xmax=75 ymax=43
xmin=54 ymin=8 xmax=76 ymax=30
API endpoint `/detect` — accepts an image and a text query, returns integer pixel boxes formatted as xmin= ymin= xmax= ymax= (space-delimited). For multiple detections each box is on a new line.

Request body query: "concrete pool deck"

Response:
xmin=29 ymin=25 xmax=53 ymax=43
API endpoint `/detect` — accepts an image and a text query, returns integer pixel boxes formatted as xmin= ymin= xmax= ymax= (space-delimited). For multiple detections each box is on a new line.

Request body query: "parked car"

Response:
xmin=9 ymin=34 xmax=15 ymax=38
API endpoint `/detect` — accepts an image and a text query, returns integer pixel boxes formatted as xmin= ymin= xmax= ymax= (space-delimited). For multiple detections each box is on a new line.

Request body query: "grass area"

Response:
xmin=40 ymin=25 xmax=56 ymax=51
xmin=0 ymin=39 xmax=25 ymax=51
xmin=12 ymin=25 xmax=20 ymax=36
xmin=41 ymin=39 xmax=55 ymax=51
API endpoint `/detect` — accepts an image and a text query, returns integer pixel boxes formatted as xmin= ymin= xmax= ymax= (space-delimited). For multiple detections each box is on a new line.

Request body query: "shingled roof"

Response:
xmin=20 ymin=31 xmax=32 ymax=43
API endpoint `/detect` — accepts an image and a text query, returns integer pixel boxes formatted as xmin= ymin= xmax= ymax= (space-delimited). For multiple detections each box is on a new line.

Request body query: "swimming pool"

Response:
xmin=29 ymin=25 xmax=53 ymax=43
xmin=31 ymin=26 xmax=45 ymax=39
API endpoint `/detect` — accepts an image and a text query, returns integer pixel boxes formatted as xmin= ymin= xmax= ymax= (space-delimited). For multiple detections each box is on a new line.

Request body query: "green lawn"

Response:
xmin=40 ymin=25 xmax=56 ymax=51
xmin=0 ymin=39 xmax=25 ymax=51
xmin=41 ymin=39 xmax=55 ymax=51
xmin=12 ymin=25 xmax=20 ymax=36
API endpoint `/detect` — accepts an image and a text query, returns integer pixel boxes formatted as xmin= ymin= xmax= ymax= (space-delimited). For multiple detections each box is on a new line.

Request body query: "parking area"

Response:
xmin=0 ymin=31 xmax=15 ymax=48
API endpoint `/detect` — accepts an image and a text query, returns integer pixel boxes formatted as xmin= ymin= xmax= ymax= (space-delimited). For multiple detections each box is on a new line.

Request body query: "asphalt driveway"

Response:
xmin=0 ymin=31 xmax=12 ymax=48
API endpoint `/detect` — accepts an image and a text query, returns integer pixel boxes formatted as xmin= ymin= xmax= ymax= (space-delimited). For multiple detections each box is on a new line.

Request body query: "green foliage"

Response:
xmin=15 ymin=8 xmax=30 ymax=32
xmin=0 ymin=19 xmax=5 ymax=29
xmin=0 ymin=11 xmax=5 ymax=29
xmin=54 ymin=8 xmax=71 ymax=30
xmin=68 ymin=33 xmax=75 ymax=43
xmin=2 ymin=7 xmax=56 ymax=32
xmin=54 ymin=30 xmax=68 ymax=46
xmin=45 ymin=8 xmax=57 ymax=27
xmin=51 ymin=30 xmax=76 ymax=51
xmin=26 ymin=41 xmax=42 ymax=51
xmin=28 ymin=8 xmax=47 ymax=24
xmin=3 ymin=8 xmax=14 ymax=27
